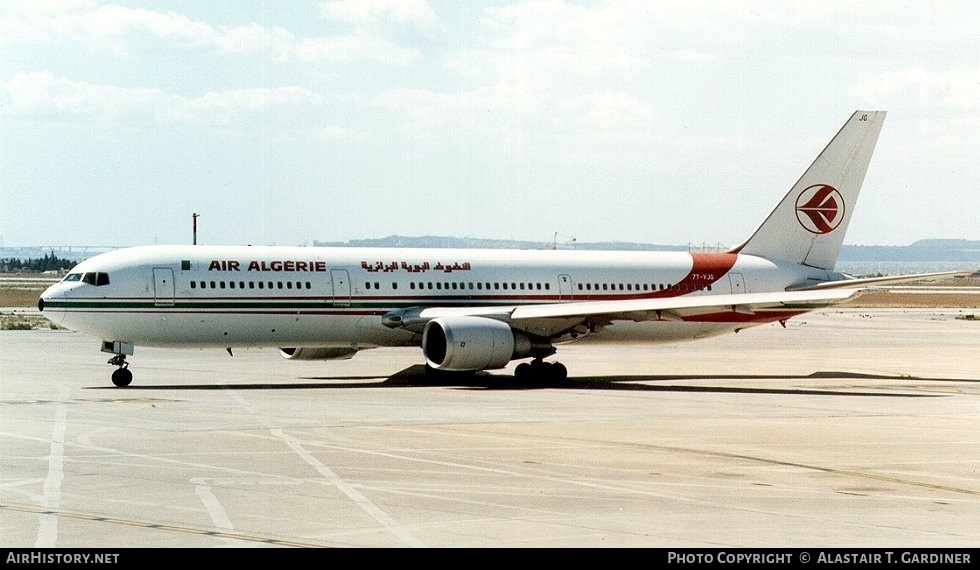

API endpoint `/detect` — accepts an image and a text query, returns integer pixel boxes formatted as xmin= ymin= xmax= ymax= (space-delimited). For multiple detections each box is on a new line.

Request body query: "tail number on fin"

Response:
xmin=795 ymin=184 xmax=844 ymax=234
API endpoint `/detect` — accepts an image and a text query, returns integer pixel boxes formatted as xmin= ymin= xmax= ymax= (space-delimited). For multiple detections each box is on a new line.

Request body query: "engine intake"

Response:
xmin=422 ymin=317 xmax=549 ymax=371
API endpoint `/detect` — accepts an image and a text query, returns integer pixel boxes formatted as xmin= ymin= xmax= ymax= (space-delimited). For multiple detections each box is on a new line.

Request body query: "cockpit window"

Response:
xmin=78 ymin=272 xmax=111 ymax=286
xmin=64 ymin=273 xmax=82 ymax=282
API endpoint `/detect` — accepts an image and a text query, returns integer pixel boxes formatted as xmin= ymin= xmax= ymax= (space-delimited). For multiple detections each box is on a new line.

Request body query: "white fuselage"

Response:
xmin=39 ymin=245 xmax=836 ymax=350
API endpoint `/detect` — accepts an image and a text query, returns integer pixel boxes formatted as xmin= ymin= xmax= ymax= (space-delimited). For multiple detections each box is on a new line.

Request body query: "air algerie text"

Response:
xmin=208 ymin=260 xmax=327 ymax=272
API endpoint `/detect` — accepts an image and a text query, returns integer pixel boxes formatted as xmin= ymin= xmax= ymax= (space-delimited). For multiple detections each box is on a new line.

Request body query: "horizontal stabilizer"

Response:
xmin=787 ymin=271 xmax=969 ymax=291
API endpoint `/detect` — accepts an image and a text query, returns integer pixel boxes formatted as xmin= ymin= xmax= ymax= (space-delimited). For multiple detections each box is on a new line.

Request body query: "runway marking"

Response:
xmin=322 ymin=424 xmax=980 ymax=499
xmin=1 ymin=503 xmax=320 ymax=547
xmin=35 ymin=386 xmax=67 ymax=547
xmin=271 ymin=429 xmax=426 ymax=548
xmin=192 ymin=480 xmax=233 ymax=531
xmin=224 ymin=390 xmax=425 ymax=547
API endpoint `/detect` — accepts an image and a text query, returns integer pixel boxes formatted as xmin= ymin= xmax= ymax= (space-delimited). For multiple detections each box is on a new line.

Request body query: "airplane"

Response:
xmin=37 ymin=110 xmax=954 ymax=387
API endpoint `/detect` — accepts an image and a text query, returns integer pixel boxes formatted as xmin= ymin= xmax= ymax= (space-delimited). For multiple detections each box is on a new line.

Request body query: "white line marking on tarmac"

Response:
xmin=223 ymin=389 xmax=424 ymax=547
xmin=193 ymin=480 xmax=233 ymax=531
xmin=35 ymin=386 xmax=68 ymax=547
xmin=270 ymin=429 xmax=425 ymax=547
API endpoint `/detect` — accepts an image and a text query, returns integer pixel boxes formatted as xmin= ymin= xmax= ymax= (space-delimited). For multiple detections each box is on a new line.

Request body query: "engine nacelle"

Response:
xmin=278 ymin=347 xmax=358 ymax=360
xmin=422 ymin=317 xmax=538 ymax=371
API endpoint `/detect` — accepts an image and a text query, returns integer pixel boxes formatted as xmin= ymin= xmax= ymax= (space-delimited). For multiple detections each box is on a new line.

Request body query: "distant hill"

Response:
xmin=3 ymin=238 xmax=977 ymax=264
xmin=838 ymin=239 xmax=980 ymax=262
xmin=315 ymin=236 xmax=980 ymax=262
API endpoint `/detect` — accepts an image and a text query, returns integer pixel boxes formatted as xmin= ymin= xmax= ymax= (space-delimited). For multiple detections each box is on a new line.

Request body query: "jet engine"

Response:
xmin=422 ymin=316 xmax=549 ymax=371
xmin=278 ymin=347 xmax=358 ymax=360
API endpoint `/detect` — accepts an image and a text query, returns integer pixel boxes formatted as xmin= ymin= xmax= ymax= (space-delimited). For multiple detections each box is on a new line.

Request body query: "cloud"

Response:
xmin=171 ymin=86 xmax=327 ymax=127
xmin=852 ymin=67 xmax=980 ymax=110
xmin=271 ymin=28 xmax=419 ymax=65
xmin=0 ymin=2 xmax=247 ymax=50
xmin=372 ymin=2 xmax=664 ymax=152
xmin=2 ymin=72 xmax=326 ymax=127
xmin=0 ymin=2 xmax=418 ymax=65
xmin=3 ymin=71 xmax=168 ymax=119
xmin=319 ymin=0 xmax=439 ymax=26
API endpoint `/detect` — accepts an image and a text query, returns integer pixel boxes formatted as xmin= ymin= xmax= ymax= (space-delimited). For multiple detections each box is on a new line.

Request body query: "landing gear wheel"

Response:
xmin=111 ymin=367 xmax=133 ymax=387
xmin=550 ymin=362 xmax=568 ymax=382
xmin=514 ymin=360 xmax=568 ymax=382
xmin=108 ymin=353 xmax=132 ymax=387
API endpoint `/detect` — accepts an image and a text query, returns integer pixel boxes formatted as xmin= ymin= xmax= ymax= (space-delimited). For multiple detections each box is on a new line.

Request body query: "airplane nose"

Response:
xmin=38 ymin=284 xmax=64 ymax=314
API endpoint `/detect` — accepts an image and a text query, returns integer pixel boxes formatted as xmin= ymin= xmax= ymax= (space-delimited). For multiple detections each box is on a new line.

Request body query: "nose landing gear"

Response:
xmin=101 ymin=341 xmax=136 ymax=387
xmin=108 ymin=354 xmax=133 ymax=387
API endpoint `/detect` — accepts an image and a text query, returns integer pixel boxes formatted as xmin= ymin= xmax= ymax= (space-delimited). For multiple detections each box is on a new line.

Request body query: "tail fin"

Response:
xmin=731 ymin=111 xmax=886 ymax=270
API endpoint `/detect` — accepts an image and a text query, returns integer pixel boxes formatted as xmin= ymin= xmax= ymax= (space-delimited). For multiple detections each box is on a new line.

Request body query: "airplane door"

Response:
xmin=558 ymin=274 xmax=573 ymax=303
xmin=153 ymin=268 xmax=175 ymax=307
xmin=331 ymin=269 xmax=351 ymax=307
xmin=728 ymin=272 xmax=746 ymax=294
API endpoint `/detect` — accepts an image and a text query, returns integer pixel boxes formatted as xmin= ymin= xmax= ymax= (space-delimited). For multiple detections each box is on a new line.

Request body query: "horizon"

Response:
xmin=2 ymin=235 xmax=978 ymax=253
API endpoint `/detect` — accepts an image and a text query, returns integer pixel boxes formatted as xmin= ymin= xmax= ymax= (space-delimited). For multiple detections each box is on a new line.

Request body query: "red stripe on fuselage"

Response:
xmin=656 ymin=252 xmax=738 ymax=298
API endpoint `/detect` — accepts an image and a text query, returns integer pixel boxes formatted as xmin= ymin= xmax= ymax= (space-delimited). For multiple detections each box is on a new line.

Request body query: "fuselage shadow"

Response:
xmin=87 ymin=364 xmax=969 ymax=397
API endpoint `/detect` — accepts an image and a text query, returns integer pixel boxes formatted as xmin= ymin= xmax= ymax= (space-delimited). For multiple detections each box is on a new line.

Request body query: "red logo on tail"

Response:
xmin=795 ymin=185 xmax=844 ymax=234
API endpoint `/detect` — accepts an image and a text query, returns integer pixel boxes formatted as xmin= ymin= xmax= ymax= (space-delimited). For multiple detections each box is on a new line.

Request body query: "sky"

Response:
xmin=1 ymin=0 xmax=977 ymax=249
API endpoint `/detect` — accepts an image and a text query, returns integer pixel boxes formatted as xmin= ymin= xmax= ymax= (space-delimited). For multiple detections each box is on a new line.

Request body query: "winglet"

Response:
xmin=731 ymin=111 xmax=886 ymax=270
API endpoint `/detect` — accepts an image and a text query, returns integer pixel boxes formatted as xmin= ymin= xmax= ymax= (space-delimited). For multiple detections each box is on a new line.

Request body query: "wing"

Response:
xmin=405 ymin=289 xmax=861 ymax=337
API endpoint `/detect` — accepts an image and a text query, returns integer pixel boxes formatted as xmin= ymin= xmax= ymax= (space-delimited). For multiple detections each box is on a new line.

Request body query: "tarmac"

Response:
xmin=0 ymin=308 xmax=977 ymax=548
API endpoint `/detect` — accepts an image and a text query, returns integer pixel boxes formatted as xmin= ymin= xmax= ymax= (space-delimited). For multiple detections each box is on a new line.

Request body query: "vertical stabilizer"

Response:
xmin=731 ymin=111 xmax=886 ymax=270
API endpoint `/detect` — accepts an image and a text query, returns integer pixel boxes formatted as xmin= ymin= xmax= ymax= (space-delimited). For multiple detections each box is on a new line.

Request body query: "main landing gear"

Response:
xmin=514 ymin=359 xmax=568 ymax=382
